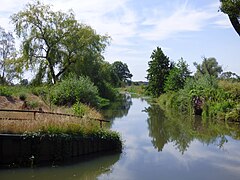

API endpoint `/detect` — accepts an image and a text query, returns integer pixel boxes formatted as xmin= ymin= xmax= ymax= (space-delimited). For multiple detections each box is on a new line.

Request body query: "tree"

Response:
xmin=220 ymin=0 xmax=240 ymax=36
xmin=194 ymin=57 xmax=223 ymax=78
xmin=220 ymin=71 xmax=240 ymax=81
xmin=112 ymin=61 xmax=132 ymax=84
xmin=146 ymin=47 xmax=172 ymax=97
xmin=11 ymin=1 xmax=109 ymax=84
xmin=0 ymin=26 xmax=17 ymax=84
xmin=164 ymin=58 xmax=191 ymax=92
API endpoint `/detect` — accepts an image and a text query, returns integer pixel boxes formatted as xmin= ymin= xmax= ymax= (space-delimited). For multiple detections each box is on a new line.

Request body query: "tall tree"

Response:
xmin=0 ymin=26 xmax=17 ymax=84
xmin=220 ymin=0 xmax=240 ymax=36
xmin=194 ymin=57 xmax=223 ymax=78
xmin=11 ymin=1 xmax=109 ymax=84
xmin=146 ymin=47 xmax=172 ymax=97
xmin=112 ymin=61 xmax=132 ymax=84
xmin=164 ymin=58 xmax=191 ymax=92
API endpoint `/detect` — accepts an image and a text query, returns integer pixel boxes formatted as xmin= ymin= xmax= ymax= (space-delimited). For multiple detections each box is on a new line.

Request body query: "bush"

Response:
xmin=50 ymin=75 xmax=99 ymax=107
xmin=31 ymin=86 xmax=48 ymax=96
xmin=27 ymin=101 xmax=39 ymax=109
xmin=72 ymin=102 xmax=89 ymax=117
xmin=19 ymin=93 xmax=27 ymax=101
xmin=0 ymin=86 xmax=13 ymax=97
xmin=97 ymin=81 xmax=118 ymax=101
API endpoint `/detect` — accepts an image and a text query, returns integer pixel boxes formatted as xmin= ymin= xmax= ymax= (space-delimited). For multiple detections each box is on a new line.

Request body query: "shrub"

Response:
xmin=50 ymin=75 xmax=99 ymax=107
xmin=0 ymin=86 xmax=13 ymax=97
xmin=27 ymin=101 xmax=39 ymax=109
xmin=97 ymin=81 xmax=118 ymax=101
xmin=31 ymin=86 xmax=49 ymax=98
xmin=19 ymin=93 xmax=27 ymax=101
xmin=72 ymin=102 xmax=89 ymax=117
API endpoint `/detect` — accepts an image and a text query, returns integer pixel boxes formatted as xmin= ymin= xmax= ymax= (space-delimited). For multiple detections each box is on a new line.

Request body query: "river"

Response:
xmin=1 ymin=96 xmax=240 ymax=180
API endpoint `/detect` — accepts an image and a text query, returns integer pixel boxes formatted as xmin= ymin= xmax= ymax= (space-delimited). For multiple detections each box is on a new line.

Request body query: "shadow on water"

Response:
xmin=145 ymin=103 xmax=240 ymax=154
xmin=102 ymin=93 xmax=132 ymax=121
xmin=0 ymin=152 xmax=121 ymax=180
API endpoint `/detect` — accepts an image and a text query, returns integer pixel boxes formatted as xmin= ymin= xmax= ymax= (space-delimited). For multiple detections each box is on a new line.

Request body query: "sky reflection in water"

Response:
xmin=1 ymin=97 xmax=240 ymax=180
xmin=99 ymin=97 xmax=240 ymax=180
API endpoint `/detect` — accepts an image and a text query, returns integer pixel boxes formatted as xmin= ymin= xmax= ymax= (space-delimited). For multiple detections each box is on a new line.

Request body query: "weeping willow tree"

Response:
xmin=11 ymin=1 xmax=109 ymax=84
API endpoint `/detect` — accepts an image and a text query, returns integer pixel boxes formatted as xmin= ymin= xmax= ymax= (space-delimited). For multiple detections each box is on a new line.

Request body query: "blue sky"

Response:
xmin=0 ymin=0 xmax=239 ymax=81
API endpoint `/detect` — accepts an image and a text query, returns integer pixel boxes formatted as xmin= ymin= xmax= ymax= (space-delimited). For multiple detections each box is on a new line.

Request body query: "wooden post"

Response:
xmin=34 ymin=111 xmax=36 ymax=120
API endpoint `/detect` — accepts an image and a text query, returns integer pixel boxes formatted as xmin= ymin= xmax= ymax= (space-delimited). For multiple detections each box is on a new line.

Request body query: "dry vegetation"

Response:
xmin=0 ymin=109 xmax=104 ymax=134
xmin=0 ymin=94 xmax=105 ymax=134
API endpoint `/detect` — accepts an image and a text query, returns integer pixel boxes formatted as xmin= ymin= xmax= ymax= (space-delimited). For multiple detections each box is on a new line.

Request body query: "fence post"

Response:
xmin=34 ymin=111 xmax=36 ymax=120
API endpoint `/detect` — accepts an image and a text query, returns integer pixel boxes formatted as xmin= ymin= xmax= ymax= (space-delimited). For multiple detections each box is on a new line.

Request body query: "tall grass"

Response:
xmin=158 ymin=76 xmax=240 ymax=122
xmin=0 ymin=111 xmax=99 ymax=134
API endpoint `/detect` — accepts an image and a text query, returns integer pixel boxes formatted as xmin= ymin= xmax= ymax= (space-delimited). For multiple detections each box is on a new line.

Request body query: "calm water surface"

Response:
xmin=1 ymin=96 xmax=240 ymax=180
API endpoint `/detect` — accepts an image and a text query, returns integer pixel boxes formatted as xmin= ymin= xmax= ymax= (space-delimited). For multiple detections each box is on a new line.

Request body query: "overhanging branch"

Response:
xmin=229 ymin=16 xmax=240 ymax=36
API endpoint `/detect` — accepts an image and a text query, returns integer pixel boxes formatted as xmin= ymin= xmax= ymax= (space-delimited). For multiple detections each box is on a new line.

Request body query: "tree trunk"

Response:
xmin=229 ymin=16 xmax=240 ymax=37
xmin=47 ymin=60 xmax=57 ymax=84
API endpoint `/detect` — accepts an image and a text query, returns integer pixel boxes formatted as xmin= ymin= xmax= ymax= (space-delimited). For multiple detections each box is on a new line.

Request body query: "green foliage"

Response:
xmin=218 ymin=80 xmax=240 ymax=99
xmin=0 ymin=26 xmax=18 ymax=84
xmin=112 ymin=61 xmax=132 ymax=84
xmin=146 ymin=47 xmax=172 ymax=97
xmin=96 ymin=81 xmax=118 ymax=101
xmin=220 ymin=0 xmax=240 ymax=17
xmin=122 ymin=85 xmax=146 ymax=97
xmin=31 ymin=86 xmax=48 ymax=97
xmin=97 ymin=97 xmax=111 ymax=108
xmin=27 ymin=101 xmax=39 ymax=109
xmin=19 ymin=93 xmax=27 ymax=101
xmin=146 ymin=103 xmax=240 ymax=154
xmin=50 ymin=75 xmax=99 ymax=107
xmin=220 ymin=0 xmax=240 ymax=36
xmin=0 ymin=86 xmax=13 ymax=97
xmin=72 ymin=102 xmax=89 ymax=117
xmin=194 ymin=57 xmax=223 ymax=78
xmin=164 ymin=58 xmax=191 ymax=92
xmin=220 ymin=71 xmax=240 ymax=81
xmin=23 ymin=125 xmax=122 ymax=150
xmin=11 ymin=1 xmax=110 ymax=84
xmin=159 ymin=75 xmax=240 ymax=122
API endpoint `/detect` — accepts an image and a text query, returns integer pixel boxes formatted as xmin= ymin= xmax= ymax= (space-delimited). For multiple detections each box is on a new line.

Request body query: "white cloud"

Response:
xmin=0 ymin=0 xmax=239 ymax=80
xmin=214 ymin=15 xmax=232 ymax=29
xmin=43 ymin=0 xmax=137 ymax=46
xmin=139 ymin=3 xmax=218 ymax=41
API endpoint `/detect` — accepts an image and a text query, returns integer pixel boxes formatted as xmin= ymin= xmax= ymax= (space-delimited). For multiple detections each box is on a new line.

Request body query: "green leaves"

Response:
xmin=194 ymin=57 xmax=223 ymax=78
xmin=220 ymin=0 xmax=240 ymax=36
xmin=50 ymin=75 xmax=99 ymax=107
xmin=11 ymin=1 xmax=110 ymax=84
xmin=112 ymin=61 xmax=132 ymax=84
xmin=146 ymin=47 xmax=172 ymax=97
xmin=164 ymin=58 xmax=191 ymax=92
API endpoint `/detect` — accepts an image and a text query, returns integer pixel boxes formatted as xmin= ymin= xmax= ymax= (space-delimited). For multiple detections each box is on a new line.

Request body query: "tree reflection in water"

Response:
xmin=102 ymin=93 xmax=132 ymax=121
xmin=0 ymin=153 xmax=120 ymax=180
xmin=145 ymin=104 xmax=240 ymax=154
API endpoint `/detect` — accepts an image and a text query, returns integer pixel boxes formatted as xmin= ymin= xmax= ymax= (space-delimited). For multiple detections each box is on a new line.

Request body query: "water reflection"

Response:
xmin=102 ymin=93 xmax=132 ymax=120
xmin=0 ymin=153 xmax=120 ymax=180
xmin=146 ymin=104 xmax=240 ymax=154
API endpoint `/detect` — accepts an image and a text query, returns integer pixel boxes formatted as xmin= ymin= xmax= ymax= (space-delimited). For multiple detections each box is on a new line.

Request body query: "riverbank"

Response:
xmin=0 ymin=86 xmax=122 ymax=168
xmin=0 ymin=132 xmax=121 ymax=168
xmin=157 ymin=79 xmax=240 ymax=122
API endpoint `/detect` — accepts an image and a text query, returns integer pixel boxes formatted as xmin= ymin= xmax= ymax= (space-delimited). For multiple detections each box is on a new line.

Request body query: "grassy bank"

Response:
xmin=157 ymin=77 xmax=240 ymax=122
xmin=120 ymin=84 xmax=147 ymax=97
xmin=0 ymin=85 xmax=122 ymax=151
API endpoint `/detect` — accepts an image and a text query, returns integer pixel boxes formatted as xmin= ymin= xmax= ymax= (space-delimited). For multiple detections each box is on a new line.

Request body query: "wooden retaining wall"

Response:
xmin=0 ymin=134 xmax=120 ymax=168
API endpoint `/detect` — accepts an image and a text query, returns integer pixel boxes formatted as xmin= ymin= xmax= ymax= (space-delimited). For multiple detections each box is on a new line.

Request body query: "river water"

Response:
xmin=1 ymin=96 xmax=240 ymax=180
